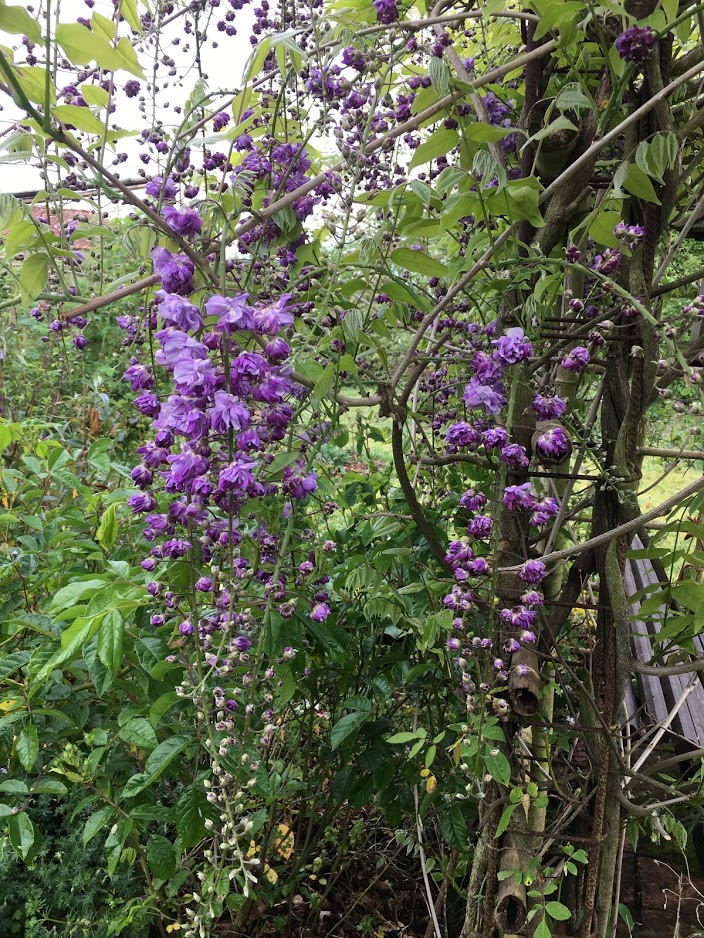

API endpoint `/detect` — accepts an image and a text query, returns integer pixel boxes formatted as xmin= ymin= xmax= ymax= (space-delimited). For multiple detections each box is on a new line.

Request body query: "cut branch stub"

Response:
xmin=494 ymin=848 xmax=528 ymax=933
xmin=509 ymin=647 xmax=542 ymax=716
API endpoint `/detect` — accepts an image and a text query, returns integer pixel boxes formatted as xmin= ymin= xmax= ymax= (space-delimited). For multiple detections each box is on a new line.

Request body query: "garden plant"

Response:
xmin=2 ymin=0 xmax=704 ymax=935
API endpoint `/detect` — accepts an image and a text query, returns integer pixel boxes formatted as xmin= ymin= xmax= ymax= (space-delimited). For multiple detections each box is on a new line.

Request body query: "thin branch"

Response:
xmin=499 ymin=475 xmax=704 ymax=574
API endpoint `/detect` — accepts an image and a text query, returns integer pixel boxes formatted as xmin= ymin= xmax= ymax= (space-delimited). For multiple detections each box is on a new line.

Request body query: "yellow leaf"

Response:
xmin=265 ymin=864 xmax=278 ymax=884
xmin=425 ymin=774 xmax=437 ymax=793
xmin=247 ymin=840 xmax=259 ymax=858
xmin=166 ymin=926 xmax=182 ymax=934
xmin=420 ymin=767 xmax=430 ymax=778
xmin=274 ymin=823 xmax=295 ymax=860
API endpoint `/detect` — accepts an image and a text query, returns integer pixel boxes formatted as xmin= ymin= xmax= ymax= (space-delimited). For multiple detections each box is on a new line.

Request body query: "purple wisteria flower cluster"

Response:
xmin=122 ymin=247 xmax=336 ymax=747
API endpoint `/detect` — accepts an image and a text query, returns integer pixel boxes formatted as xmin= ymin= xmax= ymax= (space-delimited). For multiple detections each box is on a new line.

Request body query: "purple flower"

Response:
xmin=615 ymin=25 xmax=656 ymax=64
xmin=134 ymin=392 xmax=161 ymax=417
xmin=446 ymin=421 xmax=480 ymax=448
xmin=467 ymin=557 xmax=489 ymax=576
xmin=519 ymin=559 xmax=547 ymax=583
xmin=72 ymin=334 xmax=87 ymax=350
xmin=503 ymin=483 xmax=536 ymax=511
xmin=342 ymin=46 xmax=365 ymax=70
xmin=155 ymin=395 xmax=209 ymax=441
xmin=492 ymin=327 xmax=532 ymax=364
xmin=447 ymin=637 xmax=462 ymax=651
xmin=157 ymin=291 xmax=203 ymax=332
xmin=446 ymin=541 xmax=473 ymax=567
xmin=218 ymin=456 xmax=257 ymax=494
xmin=155 ymin=329 xmax=208 ymax=366
xmin=467 ymin=515 xmax=493 ymax=538
xmin=532 ymin=394 xmax=566 ymax=421
xmin=173 ymin=356 xmax=217 ymax=395
xmin=212 ymin=111 xmax=230 ymax=131
xmin=253 ymin=294 xmax=295 ymax=334
xmin=131 ymin=464 xmax=153 ymax=488
xmin=459 ymin=489 xmax=487 ymax=511
xmin=614 ymin=222 xmax=645 ymax=248
xmin=530 ymin=496 xmax=559 ymax=527
xmin=310 ymin=602 xmax=331 ymax=622
xmin=266 ymin=337 xmax=290 ymax=361
xmin=180 ymin=620 xmax=194 ymax=636
xmin=207 ymin=392 xmax=250 ymax=434
xmin=128 ymin=492 xmax=157 ymax=513
xmin=195 ymin=576 xmax=214 ymax=592
xmin=463 ymin=378 xmax=506 ymax=415
xmin=151 ymin=247 xmax=194 ymax=296
xmin=500 ymin=443 xmax=529 ymax=470
xmin=124 ymin=361 xmax=153 ymax=391
xmin=472 ymin=350 xmax=504 ymax=382
xmin=206 ymin=293 xmax=254 ymax=332
xmin=482 ymin=426 xmax=508 ymax=450
xmin=500 ymin=606 xmax=537 ymax=629
xmin=535 ymin=426 xmax=570 ymax=462
xmin=282 ymin=467 xmax=318 ymax=499
xmin=146 ymin=175 xmax=177 ymax=199
xmin=561 ymin=347 xmax=590 ymax=374
xmin=124 ymin=79 xmax=141 ymax=98
xmin=162 ymin=205 xmax=202 ymax=239
xmin=167 ymin=447 xmax=209 ymax=487
xmin=373 ymin=0 xmax=398 ymax=22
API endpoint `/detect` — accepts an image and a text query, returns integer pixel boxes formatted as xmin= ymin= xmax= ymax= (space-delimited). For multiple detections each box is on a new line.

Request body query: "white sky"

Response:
xmin=0 ymin=0 xmax=255 ymax=194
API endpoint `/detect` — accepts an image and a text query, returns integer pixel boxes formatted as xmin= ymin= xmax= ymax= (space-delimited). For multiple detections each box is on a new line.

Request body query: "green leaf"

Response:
xmin=149 ymin=692 xmax=180 ymax=726
xmin=55 ymin=23 xmax=144 ymax=77
xmin=534 ymin=920 xmax=552 ymax=938
xmin=120 ymin=0 xmax=142 ymax=32
xmin=313 ymin=362 xmax=336 ymax=402
xmin=52 ymin=104 xmax=106 ymax=135
xmin=466 ymin=123 xmax=513 ymax=143
xmin=589 ymin=211 xmax=622 ymax=248
xmin=147 ymin=834 xmax=177 ymax=880
xmin=484 ymin=748 xmax=511 ymax=787
xmin=119 ymin=718 xmax=158 ymax=751
xmin=33 ymin=778 xmax=67 ymax=795
xmin=386 ymin=731 xmax=420 ymax=744
xmin=80 ymin=83 xmax=110 ymax=108
xmin=546 ymin=901 xmax=571 ymax=921
xmin=121 ymin=772 xmax=149 ymax=799
xmin=144 ymin=735 xmax=191 ymax=780
xmin=636 ymin=132 xmax=677 ymax=186
xmin=36 ymin=618 xmax=97 ymax=681
xmin=91 ymin=10 xmax=116 ymax=40
xmin=555 ymin=82 xmax=592 ymax=111
xmin=615 ymin=162 xmax=661 ymax=204
xmin=97 ymin=610 xmax=123 ymax=675
xmin=495 ymin=802 xmax=517 ymax=839
xmin=438 ymin=804 xmax=467 ymax=848
xmin=489 ymin=177 xmax=544 ymax=227
xmin=96 ymin=502 xmax=118 ymax=550
xmin=0 ymin=1 xmax=42 ymax=42
xmin=83 ymin=806 xmax=113 ymax=846
xmin=0 ymin=651 xmax=30 ymax=680
xmin=8 ymin=812 xmax=34 ymax=860
xmin=16 ymin=724 xmax=38 ymax=771
xmin=390 ymin=247 xmax=448 ymax=278
xmin=20 ymin=254 xmax=48 ymax=304
xmin=408 ymin=130 xmax=459 ymax=170
xmin=49 ymin=579 xmax=106 ymax=614
xmin=176 ymin=785 xmax=211 ymax=849
xmin=331 ymin=711 xmax=368 ymax=750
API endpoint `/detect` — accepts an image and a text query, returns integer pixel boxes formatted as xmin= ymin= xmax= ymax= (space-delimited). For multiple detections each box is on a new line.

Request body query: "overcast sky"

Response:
xmin=0 ymin=0 xmax=255 ymax=195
